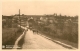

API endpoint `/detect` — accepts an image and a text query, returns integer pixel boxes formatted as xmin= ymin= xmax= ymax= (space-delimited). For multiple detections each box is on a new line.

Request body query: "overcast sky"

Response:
xmin=2 ymin=0 xmax=80 ymax=16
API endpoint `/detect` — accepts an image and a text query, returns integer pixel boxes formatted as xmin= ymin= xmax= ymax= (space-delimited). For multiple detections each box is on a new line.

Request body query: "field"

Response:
xmin=2 ymin=27 xmax=24 ymax=49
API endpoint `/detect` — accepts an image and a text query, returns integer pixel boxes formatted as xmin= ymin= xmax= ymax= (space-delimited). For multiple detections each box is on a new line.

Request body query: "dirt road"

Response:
xmin=22 ymin=29 xmax=68 ymax=49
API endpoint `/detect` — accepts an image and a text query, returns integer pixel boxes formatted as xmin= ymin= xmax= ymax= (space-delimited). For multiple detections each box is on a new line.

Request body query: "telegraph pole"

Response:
xmin=19 ymin=9 xmax=21 ymax=28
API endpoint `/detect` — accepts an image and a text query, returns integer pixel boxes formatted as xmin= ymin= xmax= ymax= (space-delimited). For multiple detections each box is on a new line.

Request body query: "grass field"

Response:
xmin=2 ymin=27 xmax=24 ymax=49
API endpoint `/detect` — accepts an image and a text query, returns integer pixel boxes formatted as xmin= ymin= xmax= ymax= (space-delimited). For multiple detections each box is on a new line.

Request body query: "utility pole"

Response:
xmin=19 ymin=9 xmax=21 ymax=28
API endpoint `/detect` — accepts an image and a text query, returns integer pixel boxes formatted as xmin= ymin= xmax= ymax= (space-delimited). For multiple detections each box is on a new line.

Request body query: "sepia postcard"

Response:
xmin=1 ymin=0 xmax=80 ymax=51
